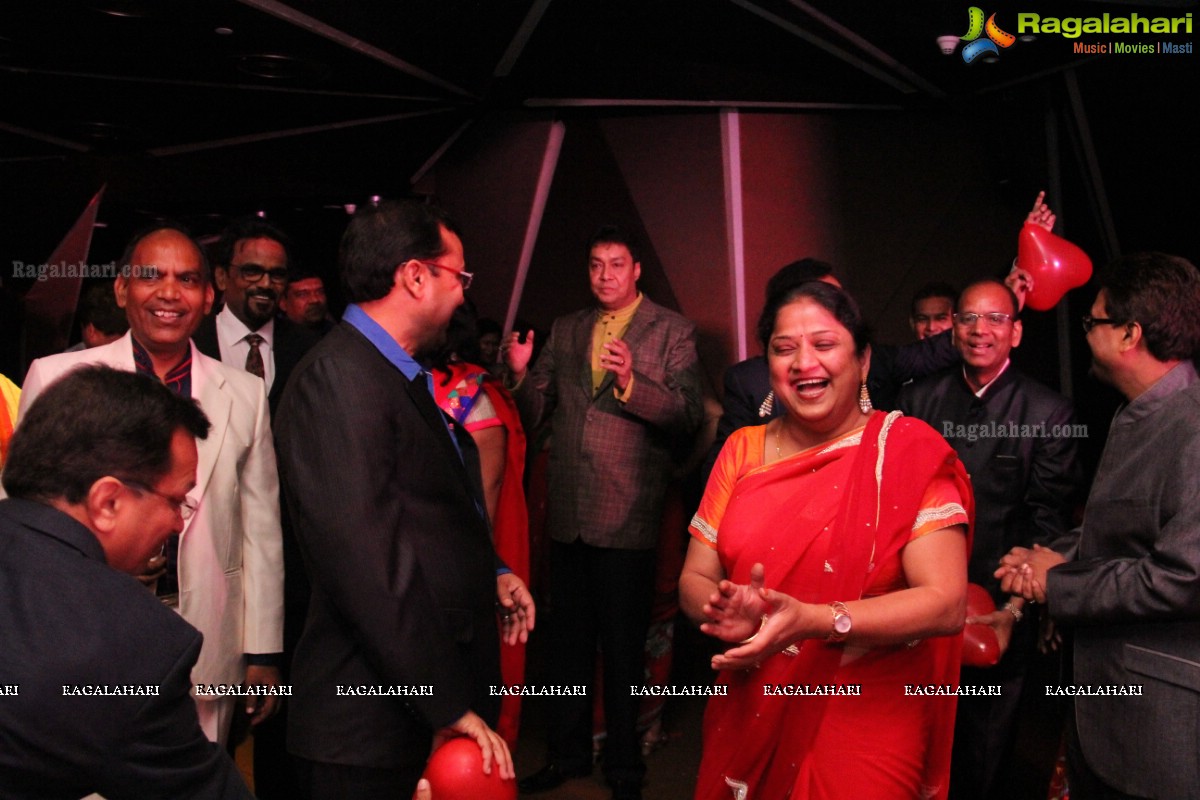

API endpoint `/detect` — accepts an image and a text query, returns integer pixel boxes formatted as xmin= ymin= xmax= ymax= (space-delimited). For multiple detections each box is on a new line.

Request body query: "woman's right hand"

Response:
xmin=700 ymin=562 xmax=770 ymax=643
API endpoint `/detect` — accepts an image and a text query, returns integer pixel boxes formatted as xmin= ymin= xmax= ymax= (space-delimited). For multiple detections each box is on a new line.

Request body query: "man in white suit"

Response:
xmin=17 ymin=224 xmax=285 ymax=745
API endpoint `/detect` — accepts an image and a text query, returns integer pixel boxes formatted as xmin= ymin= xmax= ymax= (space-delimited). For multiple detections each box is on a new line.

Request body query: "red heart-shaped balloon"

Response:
xmin=1017 ymin=223 xmax=1093 ymax=312
xmin=962 ymin=583 xmax=1001 ymax=667
xmin=422 ymin=737 xmax=517 ymax=800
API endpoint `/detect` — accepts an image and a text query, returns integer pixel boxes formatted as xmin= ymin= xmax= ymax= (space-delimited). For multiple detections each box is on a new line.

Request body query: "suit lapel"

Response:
xmin=591 ymin=300 xmax=656 ymax=400
xmin=572 ymin=311 xmax=598 ymax=399
xmin=190 ymin=349 xmax=230 ymax=533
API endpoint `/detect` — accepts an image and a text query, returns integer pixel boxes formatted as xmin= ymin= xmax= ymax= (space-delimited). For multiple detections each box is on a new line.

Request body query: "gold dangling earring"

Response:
xmin=858 ymin=383 xmax=872 ymax=415
xmin=758 ymin=390 xmax=775 ymax=418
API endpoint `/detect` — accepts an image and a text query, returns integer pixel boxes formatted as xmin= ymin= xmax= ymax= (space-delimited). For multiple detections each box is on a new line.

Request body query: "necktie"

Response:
xmin=244 ymin=333 xmax=265 ymax=379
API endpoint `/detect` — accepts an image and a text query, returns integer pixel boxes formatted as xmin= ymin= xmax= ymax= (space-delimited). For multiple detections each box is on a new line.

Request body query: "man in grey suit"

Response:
xmin=504 ymin=226 xmax=703 ymax=800
xmin=999 ymin=251 xmax=1200 ymax=799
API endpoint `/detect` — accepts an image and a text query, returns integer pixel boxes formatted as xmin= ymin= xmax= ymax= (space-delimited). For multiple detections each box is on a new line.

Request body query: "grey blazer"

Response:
xmin=515 ymin=296 xmax=703 ymax=550
xmin=1048 ymin=362 xmax=1200 ymax=799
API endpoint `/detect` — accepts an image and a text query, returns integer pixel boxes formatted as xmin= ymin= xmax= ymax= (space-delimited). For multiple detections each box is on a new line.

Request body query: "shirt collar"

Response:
xmin=965 ymin=358 xmax=1011 ymax=398
xmin=1116 ymin=360 xmax=1199 ymax=425
xmin=131 ymin=336 xmax=192 ymax=398
xmin=216 ymin=304 xmax=274 ymax=347
xmin=342 ymin=303 xmax=424 ymax=381
xmin=597 ymin=292 xmax=643 ymax=321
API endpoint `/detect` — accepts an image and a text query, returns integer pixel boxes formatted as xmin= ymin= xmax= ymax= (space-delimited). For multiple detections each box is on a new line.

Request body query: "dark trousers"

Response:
xmin=949 ymin=620 xmax=1035 ymax=800
xmin=546 ymin=539 xmax=656 ymax=784
xmin=297 ymin=758 xmax=424 ymax=800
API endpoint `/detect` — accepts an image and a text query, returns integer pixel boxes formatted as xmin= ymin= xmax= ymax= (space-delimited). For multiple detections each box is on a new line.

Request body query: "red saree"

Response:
xmin=690 ymin=411 xmax=973 ymax=800
xmin=433 ymin=362 xmax=530 ymax=747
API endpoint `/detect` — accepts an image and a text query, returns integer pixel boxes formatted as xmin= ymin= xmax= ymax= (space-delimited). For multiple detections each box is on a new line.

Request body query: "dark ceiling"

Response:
xmin=1 ymin=0 xmax=1196 ymax=259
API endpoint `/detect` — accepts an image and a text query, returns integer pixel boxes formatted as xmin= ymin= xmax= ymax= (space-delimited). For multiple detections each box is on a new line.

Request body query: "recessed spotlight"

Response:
xmin=215 ymin=26 xmax=234 ymax=36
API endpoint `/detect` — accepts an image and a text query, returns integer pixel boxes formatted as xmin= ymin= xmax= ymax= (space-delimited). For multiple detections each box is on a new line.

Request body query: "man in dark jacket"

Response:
xmin=0 ymin=365 xmax=252 ymax=800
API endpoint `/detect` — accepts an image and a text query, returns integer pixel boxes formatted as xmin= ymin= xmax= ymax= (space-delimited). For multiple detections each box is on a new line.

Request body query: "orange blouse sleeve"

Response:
xmin=910 ymin=471 xmax=969 ymax=541
xmin=688 ymin=426 xmax=765 ymax=549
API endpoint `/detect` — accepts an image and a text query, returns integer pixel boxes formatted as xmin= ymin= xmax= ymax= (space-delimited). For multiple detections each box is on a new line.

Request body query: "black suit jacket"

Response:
xmin=274 ymin=321 xmax=501 ymax=771
xmin=193 ymin=312 xmax=319 ymax=415
xmin=898 ymin=366 xmax=1083 ymax=601
xmin=0 ymin=499 xmax=251 ymax=800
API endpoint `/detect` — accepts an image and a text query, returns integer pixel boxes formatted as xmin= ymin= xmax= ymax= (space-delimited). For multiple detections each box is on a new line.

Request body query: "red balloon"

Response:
xmin=1017 ymin=223 xmax=1093 ymax=311
xmin=962 ymin=583 xmax=1001 ymax=667
xmin=421 ymin=738 xmax=517 ymax=800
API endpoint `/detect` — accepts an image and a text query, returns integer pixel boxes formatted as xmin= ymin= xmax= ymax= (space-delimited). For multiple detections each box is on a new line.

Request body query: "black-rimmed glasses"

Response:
xmin=233 ymin=263 xmax=289 ymax=284
xmin=1081 ymin=315 xmax=1123 ymax=334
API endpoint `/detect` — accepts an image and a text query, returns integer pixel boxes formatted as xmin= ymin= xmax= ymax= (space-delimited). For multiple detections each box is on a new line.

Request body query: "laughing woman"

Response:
xmin=681 ymin=281 xmax=973 ymax=800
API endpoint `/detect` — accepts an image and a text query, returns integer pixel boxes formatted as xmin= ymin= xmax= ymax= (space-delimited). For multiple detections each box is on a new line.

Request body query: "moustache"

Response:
xmin=247 ymin=289 xmax=278 ymax=302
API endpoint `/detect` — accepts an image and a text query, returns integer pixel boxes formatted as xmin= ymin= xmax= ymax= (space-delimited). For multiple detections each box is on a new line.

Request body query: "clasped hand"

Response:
xmin=994 ymin=544 xmax=1065 ymax=604
xmin=700 ymin=563 xmax=805 ymax=671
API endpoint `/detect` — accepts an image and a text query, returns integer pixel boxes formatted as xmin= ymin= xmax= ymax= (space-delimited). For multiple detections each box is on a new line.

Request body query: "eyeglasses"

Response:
xmin=120 ymin=479 xmax=198 ymax=520
xmin=415 ymin=260 xmax=474 ymax=290
xmin=1081 ymin=315 xmax=1123 ymax=333
xmin=954 ymin=312 xmax=1014 ymax=327
xmin=234 ymin=263 xmax=289 ymax=284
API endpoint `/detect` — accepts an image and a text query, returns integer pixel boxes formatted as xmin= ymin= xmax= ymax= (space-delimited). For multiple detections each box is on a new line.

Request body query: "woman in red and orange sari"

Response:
xmin=681 ymin=281 xmax=973 ymax=800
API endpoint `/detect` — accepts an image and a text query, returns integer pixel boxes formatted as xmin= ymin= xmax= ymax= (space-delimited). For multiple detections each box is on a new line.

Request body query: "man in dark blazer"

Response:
xmin=504 ymin=226 xmax=703 ymax=800
xmin=1000 ymin=252 xmax=1200 ymax=799
xmin=274 ymin=200 xmax=531 ymax=800
xmin=0 ymin=366 xmax=252 ymax=800
xmin=193 ymin=216 xmax=318 ymax=797
xmin=194 ymin=217 xmax=318 ymax=414
xmin=899 ymin=279 xmax=1082 ymax=800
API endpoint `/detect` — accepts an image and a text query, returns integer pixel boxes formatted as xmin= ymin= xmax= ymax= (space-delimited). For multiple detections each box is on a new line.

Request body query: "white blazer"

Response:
xmin=17 ymin=332 xmax=284 ymax=689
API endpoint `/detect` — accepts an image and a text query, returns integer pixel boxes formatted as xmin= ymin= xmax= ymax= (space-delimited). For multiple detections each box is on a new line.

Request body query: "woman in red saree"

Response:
xmin=681 ymin=282 xmax=973 ymax=800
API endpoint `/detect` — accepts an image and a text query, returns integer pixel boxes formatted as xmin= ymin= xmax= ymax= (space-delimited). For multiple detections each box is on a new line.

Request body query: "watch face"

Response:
xmin=834 ymin=614 xmax=852 ymax=635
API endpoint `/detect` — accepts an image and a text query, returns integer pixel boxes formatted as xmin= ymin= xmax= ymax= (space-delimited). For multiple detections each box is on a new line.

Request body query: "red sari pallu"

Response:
xmin=689 ymin=411 xmax=973 ymax=800
xmin=433 ymin=361 xmax=530 ymax=747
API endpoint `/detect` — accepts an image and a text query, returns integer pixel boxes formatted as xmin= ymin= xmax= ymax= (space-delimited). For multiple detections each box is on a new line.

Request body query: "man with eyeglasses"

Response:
xmin=275 ymin=200 xmax=529 ymax=800
xmin=196 ymin=217 xmax=319 ymax=414
xmin=18 ymin=223 xmax=285 ymax=749
xmin=998 ymin=252 xmax=1200 ymax=799
xmin=0 ymin=366 xmax=257 ymax=799
xmin=898 ymin=278 xmax=1083 ymax=800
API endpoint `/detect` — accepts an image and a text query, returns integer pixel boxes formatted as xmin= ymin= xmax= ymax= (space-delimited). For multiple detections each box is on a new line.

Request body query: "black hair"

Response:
xmin=765 ymin=259 xmax=836 ymax=303
xmin=339 ymin=199 xmax=459 ymax=303
xmin=910 ymin=281 xmax=958 ymax=317
xmin=757 ymin=280 xmax=870 ymax=355
xmin=1103 ymin=252 xmax=1200 ymax=361
xmin=77 ymin=282 xmax=129 ymax=336
xmin=3 ymin=366 xmax=210 ymax=504
xmin=587 ymin=225 xmax=641 ymax=263
xmin=429 ymin=301 xmax=484 ymax=382
xmin=476 ymin=317 xmax=502 ymax=338
xmin=211 ymin=216 xmax=296 ymax=273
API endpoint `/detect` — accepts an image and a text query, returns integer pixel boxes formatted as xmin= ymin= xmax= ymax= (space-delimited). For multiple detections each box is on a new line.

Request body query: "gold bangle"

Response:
xmin=739 ymin=614 xmax=769 ymax=644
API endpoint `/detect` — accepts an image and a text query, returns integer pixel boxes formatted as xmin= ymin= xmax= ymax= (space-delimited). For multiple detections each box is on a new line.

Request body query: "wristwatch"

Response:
xmin=827 ymin=601 xmax=852 ymax=643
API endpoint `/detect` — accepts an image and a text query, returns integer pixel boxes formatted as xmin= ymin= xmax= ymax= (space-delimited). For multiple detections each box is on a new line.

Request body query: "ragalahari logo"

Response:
xmin=960 ymin=7 xmax=1017 ymax=63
